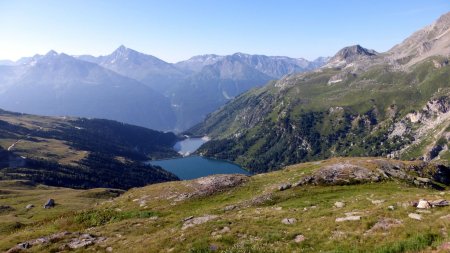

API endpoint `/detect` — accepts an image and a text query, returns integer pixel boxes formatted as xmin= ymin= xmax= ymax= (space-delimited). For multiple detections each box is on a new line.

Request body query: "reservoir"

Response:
xmin=149 ymin=137 xmax=249 ymax=180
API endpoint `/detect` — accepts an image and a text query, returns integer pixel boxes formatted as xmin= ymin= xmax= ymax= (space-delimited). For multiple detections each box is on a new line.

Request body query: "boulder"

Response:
xmin=25 ymin=204 xmax=34 ymax=209
xmin=43 ymin=199 xmax=55 ymax=209
xmin=430 ymin=199 xmax=450 ymax=207
xmin=334 ymin=201 xmax=345 ymax=208
xmin=281 ymin=218 xmax=297 ymax=225
xmin=416 ymin=199 xmax=431 ymax=209
xmin=278 ymin=183 xmax=292 ymax=191
xmin=182 ymin=215 xmax=218 ymax=230
xmin=408 ymin=213 xmax=422 ymax=220
xmin=294 ymin=234 xmax=306 ymax=243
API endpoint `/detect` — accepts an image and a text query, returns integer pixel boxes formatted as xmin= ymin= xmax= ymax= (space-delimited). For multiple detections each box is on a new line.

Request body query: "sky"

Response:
xmin=0 ymin=0 xmax=449 ymax=62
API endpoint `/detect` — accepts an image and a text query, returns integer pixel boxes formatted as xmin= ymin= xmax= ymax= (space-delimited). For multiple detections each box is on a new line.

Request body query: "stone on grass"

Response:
xmin=416 ymin=199 xmax=431 ymax=209
xmin=371 ymin=199 xmax=385 ymax=205
xmin=334 ymin=201 xmax=345 ymax=208
xmin=335 ymin=216 xmax=361 ymax=222
xmin=430 ymin=199 xmax=450 ymax=207
xmin=25 ymin=204 xmax=34 ymax=209
xmin=365 ymin=218 xmax=402 ymax=234
xmin=294 ymin=234 xmax=306 ymax=243
xmin=278 ymin=183 xmax=292 ymax=191
xmin=43 ymin=199 xmax=55 ymax=209
xmin=281 ymin=218 xmax=297 ymax=225
xmin=408 ymin=213 xmax=422 ymax=220
xmin=182 ymin=215 xmax=218 ymax=230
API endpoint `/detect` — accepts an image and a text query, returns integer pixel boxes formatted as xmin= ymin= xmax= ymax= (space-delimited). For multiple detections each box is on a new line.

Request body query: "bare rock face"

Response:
xmin=388 ymin=12 xmax=450 ymax=66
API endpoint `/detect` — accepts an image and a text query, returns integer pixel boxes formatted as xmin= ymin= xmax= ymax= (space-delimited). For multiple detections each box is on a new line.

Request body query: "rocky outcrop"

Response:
xmin=294 ymin=159 xmax=450 ymax=188
xmin=295 ymin=163 xmax=383 ymax=186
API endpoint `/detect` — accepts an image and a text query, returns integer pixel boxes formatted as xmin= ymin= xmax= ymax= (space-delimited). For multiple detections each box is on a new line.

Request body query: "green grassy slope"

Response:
xmin=2 ymin=157 xmax=450 ymax=252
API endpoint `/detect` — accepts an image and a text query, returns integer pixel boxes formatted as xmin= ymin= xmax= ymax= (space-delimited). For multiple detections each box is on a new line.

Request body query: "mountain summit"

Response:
xmin=324 ymin=45 xmax=378 ymax=68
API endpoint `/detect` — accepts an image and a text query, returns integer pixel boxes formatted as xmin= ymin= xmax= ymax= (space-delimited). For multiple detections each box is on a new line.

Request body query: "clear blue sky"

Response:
xmin=0 ymin=0 xmax=449 ymax=62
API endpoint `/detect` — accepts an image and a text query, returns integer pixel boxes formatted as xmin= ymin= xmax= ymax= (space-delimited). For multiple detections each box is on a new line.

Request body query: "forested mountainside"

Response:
xmin=0 ymin=109 xmax=180 ymax=189
xmin=190 ymin=12 xmax=450 ymax=173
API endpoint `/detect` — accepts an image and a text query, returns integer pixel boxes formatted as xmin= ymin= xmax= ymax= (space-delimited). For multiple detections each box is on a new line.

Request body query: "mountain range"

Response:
xmin=190 ymin=11 xmax=450 ymax=172
xmin=0 ymin=47 xmax=328 ymax=132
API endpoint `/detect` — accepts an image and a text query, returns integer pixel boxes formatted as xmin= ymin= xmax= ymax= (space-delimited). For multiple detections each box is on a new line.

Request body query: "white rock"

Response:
xmin=417 ymin=200 xmax=431 ymax=209
xmin=334 ymin=202 xmax=345 ymax=208
xmin=294 ymin=234 xmax=305 ymax=243
xmin=408 ymin=213 xmax=422 ymax=220
xmin=336 ymin=216 xmax=361 ymax=222
xmin=371 ymin=200 xmax=385 ymax=205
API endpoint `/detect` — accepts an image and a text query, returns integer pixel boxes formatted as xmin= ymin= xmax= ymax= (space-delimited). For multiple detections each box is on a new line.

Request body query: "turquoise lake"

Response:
xmin=149 ymin=137 xmax=249 ymax=180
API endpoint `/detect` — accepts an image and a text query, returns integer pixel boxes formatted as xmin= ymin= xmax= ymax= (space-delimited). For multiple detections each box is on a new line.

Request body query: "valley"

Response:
xmin=0 ymin=5 xmax=450 ymax=253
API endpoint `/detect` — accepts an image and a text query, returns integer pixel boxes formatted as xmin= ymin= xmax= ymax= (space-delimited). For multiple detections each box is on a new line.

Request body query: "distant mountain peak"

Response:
xmin=334 ymin=45 xmax=377 ymax=59
xmin=45 ymin=50 xmax=58 ymax=57
xmin=323 ymin=45 xmax=378 ymax=69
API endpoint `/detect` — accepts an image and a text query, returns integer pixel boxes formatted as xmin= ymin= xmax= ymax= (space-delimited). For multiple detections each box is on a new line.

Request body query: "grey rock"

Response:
xmin=281 ymin=218 xmax=297 ymax=225
xmin=430 ymin=199 xmax=450 ymax=207
xmin=43 ymin=199 xmax=55 ymax=209
xmin=182 ymin=215 xmax=218 ymax=230
xmin=278 ymin=183 xmax=292 ymax=191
